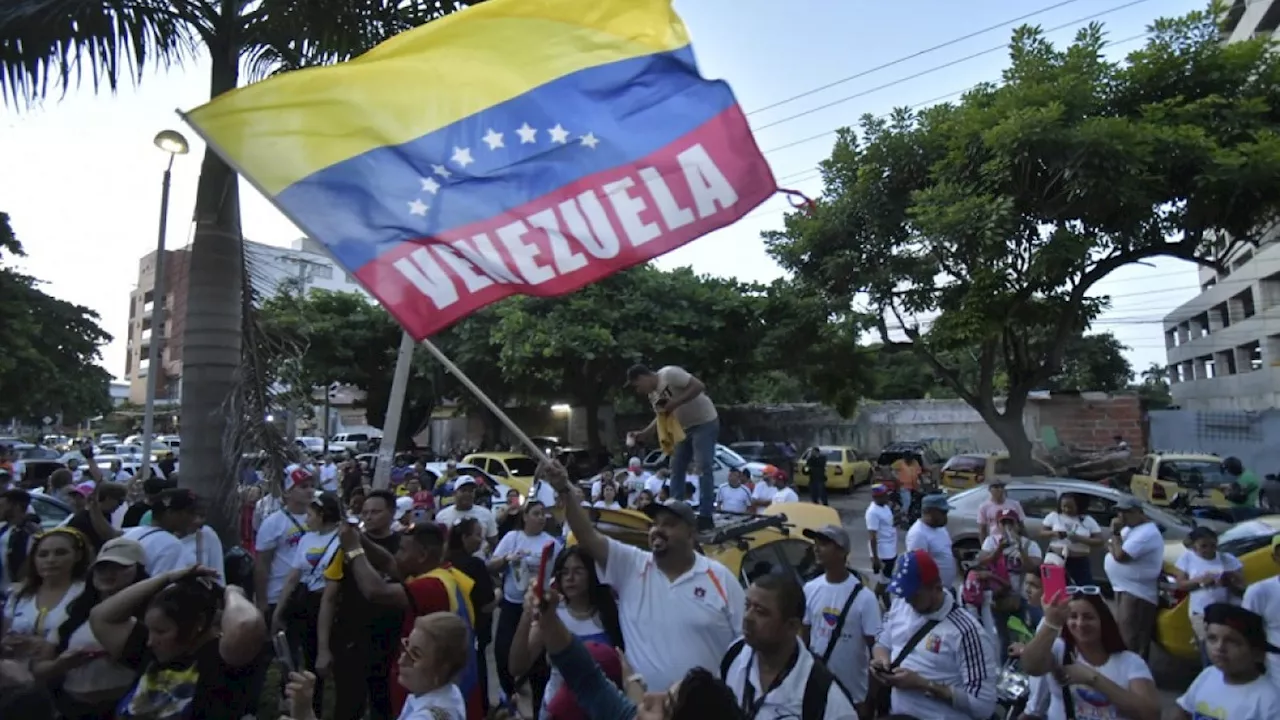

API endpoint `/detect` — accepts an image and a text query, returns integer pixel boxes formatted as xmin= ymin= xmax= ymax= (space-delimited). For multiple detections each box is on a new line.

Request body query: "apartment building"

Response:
xmin=123 ymin=238 xmax=365 ymax=404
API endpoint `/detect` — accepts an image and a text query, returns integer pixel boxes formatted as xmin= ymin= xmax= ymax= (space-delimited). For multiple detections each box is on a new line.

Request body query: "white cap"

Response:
xmin=628 ymin=456 xmax=642 ymax=469
xmin=395 ymin=496 xmax=414 ymax=515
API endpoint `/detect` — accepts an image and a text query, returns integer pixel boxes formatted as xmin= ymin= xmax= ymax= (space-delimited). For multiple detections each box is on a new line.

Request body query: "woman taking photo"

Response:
xmin=2 ymin=527 xmax=90 ymax=659
xmin=509 ymin=545 xmax=623 ymax=719
xmin=35 ymin=538 xmax=147 ymax=720
xmin=1019 ymin=588 xmax=1161 ymax=720
xmin=88 ymin=565 xmax=264 ymax=720
xmin=488 ymin=499 xmax=558 ymax=708
xmin=1039 ymin=493 xmax=1103 ymax=584
xmin=446 ymin=517 xmax=496 ymax=711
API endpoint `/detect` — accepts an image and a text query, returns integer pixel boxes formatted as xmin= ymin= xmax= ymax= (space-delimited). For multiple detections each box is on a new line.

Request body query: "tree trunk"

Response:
xmin=583 ymin=399 xmax=601 ymax=451
xmin=984 ymin=395 xmax=1037 ymax=475
xmin=180 ymin=41 xmax=242 ymax=546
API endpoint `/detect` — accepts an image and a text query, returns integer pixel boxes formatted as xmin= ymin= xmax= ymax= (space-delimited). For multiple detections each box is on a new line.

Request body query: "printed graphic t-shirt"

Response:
xmin=1176 ymin=666 xmax=1280 ymax=720
xmin=115 ymin=625 xmax=255 ymax=720
xmin=1042 ymin=640 xmax=1152 ymax=720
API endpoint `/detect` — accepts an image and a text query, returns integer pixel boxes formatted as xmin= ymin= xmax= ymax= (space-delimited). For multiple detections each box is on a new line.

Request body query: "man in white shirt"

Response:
xmin=319 ymin=456 xmax=340 ymax=493
xmin=434 ymin=477 xmax=499 ymax=553
xmin=769 ymin=469 xmax=799 ymax=505
xmin=1104 ymin=497 xmax=1166 ymax=659
xmin=121 ymin=488 xmax=198 ymax=576
xmin=618 ymin=457 xmax=651 ymax=506
xmin=549 ymin=458 xmax=743 ymax=693
xmin=906 ymin=494 xmax=958 ymax=588
xmin=802 ymin=525 xmax=880 ymax=713
xmin=1242 ymin=535 xmax=1280 ymax=685
xmin=865 ymin=484 xmax=899 ymax=596
xmin=715 ymin=469 xmax=754 ymax=514
xmin=723 ymin=572 xmax=858 ymax=719
xmin=625 ymin=364 xmax=719 ymax=530
xmin=974 ymin=480 xmax=1024 ymax=544
xmin=874 ymin=549 xmax=998 ymax=719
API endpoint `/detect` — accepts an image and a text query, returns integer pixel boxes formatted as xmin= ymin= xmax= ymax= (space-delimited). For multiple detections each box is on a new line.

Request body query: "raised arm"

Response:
xmin=541 ymin=463 xmax=611 ymax=570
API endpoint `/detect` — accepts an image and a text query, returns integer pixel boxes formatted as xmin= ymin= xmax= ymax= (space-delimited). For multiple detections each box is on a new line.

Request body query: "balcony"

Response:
xmin=137 ymin=361 xmax=150 ymax=378
xmin=141 ymin=329 xmax=151 ymax=344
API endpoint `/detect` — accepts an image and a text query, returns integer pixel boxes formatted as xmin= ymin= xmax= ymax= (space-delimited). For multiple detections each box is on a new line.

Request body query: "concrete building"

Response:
xmin=123 ymin=238 xmax=364 ymax=404
xmin=1160 ymin=1 xmax=1280 ymax=410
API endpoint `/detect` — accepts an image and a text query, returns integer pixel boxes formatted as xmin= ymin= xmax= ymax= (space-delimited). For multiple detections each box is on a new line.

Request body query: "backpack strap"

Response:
xmin=821 ymin=581 xmax=863 ymax=664
xmin=720 ymin=637 xmax=748 ymax=680
xmin=803 ymin=652 xmax=853 ymax=720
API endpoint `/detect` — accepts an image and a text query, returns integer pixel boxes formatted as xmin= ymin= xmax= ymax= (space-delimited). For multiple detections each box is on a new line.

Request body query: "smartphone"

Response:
xmin=535 ymin=542 xmax=556 ymax=602
xmin=1041 ymin=564 xmax=1068 ymax=604
xmin=272 ymin=631 xmax=296 ymax=675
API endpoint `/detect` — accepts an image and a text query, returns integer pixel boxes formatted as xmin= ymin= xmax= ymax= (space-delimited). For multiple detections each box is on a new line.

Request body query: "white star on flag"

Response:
xmin=580 ymin=132 xmax=599 ymax=149
xmin=451 ymin=146 xmax=475 ymax=168
xmin=548 ymin=124 xmax=569 ymax=144
xmin=420 ymin=177 xmax=440 ymax=194
xmin=482 ymin=129 xmax=504 ymax=150
xmin=407 ymin=199 xmax=428 ymax=216
xmin=516 ymin=123 xmax=537 ymax=144
xmin=432 ymin=164 xmax=452 ymax=179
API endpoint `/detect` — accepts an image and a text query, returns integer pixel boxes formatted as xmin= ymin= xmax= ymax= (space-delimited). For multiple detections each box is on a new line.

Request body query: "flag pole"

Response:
xmin=418 ymin=338 xmax=551 ymax=465
xmin=373 ymin=330 xmax=416 ymax=489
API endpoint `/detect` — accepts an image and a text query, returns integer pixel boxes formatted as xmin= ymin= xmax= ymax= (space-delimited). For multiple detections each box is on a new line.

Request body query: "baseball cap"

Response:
xmin=988 ymin=478 xmax=1007 ymax=487
xmin=627 ymin=456 xmax=642 ymax=469
xmin=1115 ymin=496 xmax=1143 ymax=512
xmin=143 ymin=476 xmax=176 ymax=496
xmin=997 ymin=508 xmax=1021 ymax=523
xmin=154 ymin=488 xmax=198 ymax=513
xmin=94 ymin=537 xmax=145 ymax=567
xmin=395 ymin=496 xmax=414 ymax=516
xmin=870 ymin=483 xmax=891 ymax=496
xmin=453 ymin=476 xmax=477 ymax=490
xmin=887 ymin=549 xmax=940 ymax=599
xmin=1204 ymin=603 xmax=1280 ymax=653
xmin=624 ymin=364 xmax=652 ymax=386
xmin=310 ymin=491 xmax=342 ymax=518
xmin=643 ymin=500 xmax=697 ymax=526
xmin=546 ymin=641 xmax=623 ymax=720
xmin=921 ymin=494 xmax=952 ymax=512
xmin=284 ymin=465 xmax=313 ymax=491
xmin=803 ymin=524 xmax=851 ymax=551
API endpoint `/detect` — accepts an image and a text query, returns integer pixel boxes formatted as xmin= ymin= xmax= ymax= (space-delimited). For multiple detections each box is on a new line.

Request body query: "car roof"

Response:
xmin=422 ymin=462 xmax=483 ymax=473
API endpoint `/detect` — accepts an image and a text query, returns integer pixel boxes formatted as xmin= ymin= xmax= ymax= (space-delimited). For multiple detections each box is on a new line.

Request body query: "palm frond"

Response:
xmin=0 ymin=0 xmax=199 ymax=107
xmin=238 ymin=0 xmax=478 ymax=81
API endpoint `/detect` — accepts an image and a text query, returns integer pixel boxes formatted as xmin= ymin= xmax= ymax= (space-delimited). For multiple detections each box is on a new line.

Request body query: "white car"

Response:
xmin=420 ymin=462 xmax=514 ymax=510
xmin=640 ymin=444 xmax=771 ymax=487
xmin=94 ymin=454 xmax=169 ymax=481
xmin=296 ymin=436 xmax=347 ymax=455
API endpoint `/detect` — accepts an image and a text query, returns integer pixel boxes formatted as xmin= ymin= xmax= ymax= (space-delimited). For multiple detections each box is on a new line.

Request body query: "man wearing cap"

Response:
xmin=624 ymin=363 xmax=719 ymax=530
xmin=905 ymin=494 xmax=959 ymax=589
xmin=121 ymin=475 xmax=175 ymax=528
xmin=803 ymin=524 xmax=881 ymax=712
xmin=865 ymin=484 xmax=899 ymax=596
xmin=121 ymin=488 xmax=199 ymax=575
xmin=64 ymin=482 xmax=128 ymax=552
xmin=255 ymin=466 xmax=315 ymax=613
xmin=546 ymin=461 xmax=744 ymax=694
xmin=1242 ymin=534 xmax=1280 ymax=685
xmin=873 ymin=549 xmax=997 ymax=719
xmin=618 ymin=456 xmax=651 ymax=507
xmin=1174 ymin=603 xmax=1280 ymax=719
xmin=1103 ymin=496 xmax=1164 ymax=659
xmin=434 ymin=476 xmax=498 ymax=555
xmin=974 ymin=480 xmax=1023 ymax=544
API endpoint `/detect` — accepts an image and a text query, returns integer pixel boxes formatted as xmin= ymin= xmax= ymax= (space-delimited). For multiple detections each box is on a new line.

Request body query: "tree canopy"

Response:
xmin=0 ymin=212 xmax=112 ymax=423
xmin=765 ymin=8 xmax=1280 ymax=470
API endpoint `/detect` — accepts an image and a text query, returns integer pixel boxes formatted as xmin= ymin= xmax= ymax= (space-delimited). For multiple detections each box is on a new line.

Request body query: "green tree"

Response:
xmin=0 ymin=212 xmax=112 ymax=423
xmin=0 ymin=0 xmax=476 ymax=538
xmin=1134 ymin=362 xmax=1173 ymax=409
xmin=1049 ymin=333 xmax=1133 ymax=393
xmin=765 ymin=9 xmax=1280 ymax=471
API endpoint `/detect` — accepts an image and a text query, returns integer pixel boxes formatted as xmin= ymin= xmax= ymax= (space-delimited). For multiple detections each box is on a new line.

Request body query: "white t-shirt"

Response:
xmin=751 ymin=482 xmax=777 ymax=506
xmin=1041 ymin=640 xmax=1152 ymax=720
xmin=804 ymin=574 xmax=881 ymax=703
xmin=1174 ymin=551 xmax=1243 ymax=615
xmin=290 ymin=528 xmax=341 ymax=592
xmin=181 ymin=525 xmax=226 ymax=584
xmin=1043 ymin=512 xmax=1101 ymax=556
xmin=771 ymin=487 xmax=799 ymax=505
xmin=3 ymin=581 xmax=85 ymax=641
xmin=493 ymin=531 xmax=558 ymax=604
xmin=121 ymin=525 xmax=195 ymax=577
xmin=905 ymin=520 xmax=957 ymax=587
xmin=435 ymin=505 xmax=498 ymax=538
xmin=649 ymin=365 xmax=717 ymax=429
xmin=716 ymin=484 xmax=754 ymax=513
xmin=1177 ymin=666 xmax=1280 ymax=720
xmin=60 ymin=618 xmax=138 ymax=694
xmin=319 ymin=463 xmax=339 ymax=492
xmin=1102 ymin=522 xmax=1164 ymax=604
xmin=598 ymin=537 xmax=744 ymax=692
xmin=538 ymin=608 xmax=611 ymax=720
xmin=254 ymin=509 xmax=311 ymax=603
xmin=1243 ymin=576 xmax=1280 ymax=685
xmin=620 ymin=471 xmax=651 ymax=497
xmin=527 ymin=479 xmax=558 ymax=510
xmin=592 ymin=500 xmax=623 ymax=510
xmin=979 ymin=534 xmax=1043 ymax=593
xmin=397 ymin=683 xmax=467 ymax=720
xmin=722 ymin=638 xmax=858 ymax=720
xmin=864 ymin=503 xmax=898 ymax=560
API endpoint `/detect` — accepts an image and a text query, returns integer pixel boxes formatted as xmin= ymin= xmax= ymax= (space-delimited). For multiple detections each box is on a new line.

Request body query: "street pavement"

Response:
xmin=827 ymin=486 xmax=1194 ymax=704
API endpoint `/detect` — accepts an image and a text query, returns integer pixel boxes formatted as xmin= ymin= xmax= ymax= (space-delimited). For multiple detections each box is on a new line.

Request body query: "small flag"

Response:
xmin=183 ymin=0 xmax=776 ymax=339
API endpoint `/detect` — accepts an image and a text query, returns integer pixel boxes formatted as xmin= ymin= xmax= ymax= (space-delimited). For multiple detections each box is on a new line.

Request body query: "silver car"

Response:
xmin=943 ymin=477 xmax=1220 ymax=587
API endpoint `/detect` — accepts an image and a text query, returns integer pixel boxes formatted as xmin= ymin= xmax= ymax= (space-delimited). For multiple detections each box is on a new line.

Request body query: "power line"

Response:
xmin=745 ymin=0 xmax=1089 ymax=117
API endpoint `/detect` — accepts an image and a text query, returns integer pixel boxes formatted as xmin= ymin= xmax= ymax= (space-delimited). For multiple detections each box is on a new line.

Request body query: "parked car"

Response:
xmin=795 ymin=445 xmax=872 ymax=492
xmin=296 ymin=436 xmax=347 ymax=456
xmin=1129 ymin=452 xmax=1229 ymax=508
xmin=32 ymin=493 xmax=73 ymax=529
xmin=938 ymin=452 xmax=1058 ymax=491
xmin=553 ymin=447 xmax=601 ymax=482
xmin=943 ymin=477 xmax=1218 ymax=587
xmin=418 ymin=462 xmax=515 ymax=510
xmin=641 ymin=444 xmax=770 ymax=486
xmin=461 ymin=452 xmax=538 ymax=497
xmin=330 ymin=431 xmax=380 ymax=453
xmin=873 ymin=441 xmax=944 ymax=486
xmin=93 ymin=455 xmax=169 ymax=480
xmin=1156 ymin=515 xmax=1280 ymax=661
xmin=729 ymin=441 xmax=794 ymax=473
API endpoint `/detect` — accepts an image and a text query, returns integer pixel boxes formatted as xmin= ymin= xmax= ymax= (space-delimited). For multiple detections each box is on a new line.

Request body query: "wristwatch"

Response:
xmin=347 ymin=548 xmax=366 ymax=560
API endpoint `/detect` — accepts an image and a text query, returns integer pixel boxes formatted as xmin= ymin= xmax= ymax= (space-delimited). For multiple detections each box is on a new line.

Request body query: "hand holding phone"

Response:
xmin=1041 ymin=564 xmax=1068 ymax=604
xmin=272 ymin=631 xmax=296 ymax=675
xmin=536 ymin=543 xmax=556 ymax=602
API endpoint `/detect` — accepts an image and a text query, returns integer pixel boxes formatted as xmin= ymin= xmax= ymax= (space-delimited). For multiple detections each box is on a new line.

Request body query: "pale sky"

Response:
xmin=0 ymin=0 xmax=1205 ymax=383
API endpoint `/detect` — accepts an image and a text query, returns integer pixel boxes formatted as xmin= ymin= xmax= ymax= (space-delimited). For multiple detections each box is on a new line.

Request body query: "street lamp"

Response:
xmin=139 ymin=130 xmax=189 ymax=482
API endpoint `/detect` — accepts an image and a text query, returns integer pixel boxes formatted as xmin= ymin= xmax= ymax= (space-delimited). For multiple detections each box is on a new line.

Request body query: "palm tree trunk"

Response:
xmin=180 ymin=39 xmax=243 ymax=546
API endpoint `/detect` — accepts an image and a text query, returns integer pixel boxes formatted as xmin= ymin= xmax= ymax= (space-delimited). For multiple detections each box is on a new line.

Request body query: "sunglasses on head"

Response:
xmin=1066 ymin=585 xmax=1102 ymax=596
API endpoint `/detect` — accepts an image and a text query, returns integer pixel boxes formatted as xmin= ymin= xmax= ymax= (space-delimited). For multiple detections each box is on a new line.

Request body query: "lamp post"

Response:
xmin=139 ymin=129 xmax=189 ymax=482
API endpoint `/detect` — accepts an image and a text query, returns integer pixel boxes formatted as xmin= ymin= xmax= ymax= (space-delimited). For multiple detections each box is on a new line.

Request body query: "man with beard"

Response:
xmin=544 ymin=460 xmax=743 ymax=693
xmin=722 ymin=572 xmax=858 ymax=719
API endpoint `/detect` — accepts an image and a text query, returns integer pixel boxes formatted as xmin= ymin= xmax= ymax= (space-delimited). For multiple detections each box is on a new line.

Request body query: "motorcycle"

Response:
xmin=1168 ymin=490 xmax=1235 ymax=524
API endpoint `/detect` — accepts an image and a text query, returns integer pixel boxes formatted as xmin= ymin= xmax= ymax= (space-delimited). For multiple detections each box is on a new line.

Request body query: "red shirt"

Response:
xmin=391 ymin=574 xmax=450 ymax=714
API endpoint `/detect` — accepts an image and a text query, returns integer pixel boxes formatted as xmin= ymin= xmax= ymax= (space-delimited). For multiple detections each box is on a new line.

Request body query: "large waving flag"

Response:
xmin=184 ymin=0 xmax=776 ymax=339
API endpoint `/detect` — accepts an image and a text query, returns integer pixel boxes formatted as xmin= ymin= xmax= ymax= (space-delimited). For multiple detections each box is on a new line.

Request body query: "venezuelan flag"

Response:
xmin=183 ymin=0 xmax=776 ymax=339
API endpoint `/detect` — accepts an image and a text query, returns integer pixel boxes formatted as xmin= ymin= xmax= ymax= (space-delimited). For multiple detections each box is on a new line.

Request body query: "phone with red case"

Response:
xmin=1040 ymin=563 xmax=1068 ymax=604
xmin=536 ymin=542 xmax=556 ymax=602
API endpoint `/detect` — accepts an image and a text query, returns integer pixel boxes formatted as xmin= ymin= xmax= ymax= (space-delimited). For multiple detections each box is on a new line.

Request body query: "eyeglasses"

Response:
xmin=399 ymin=636 xmax=425 ymax=664
xmin=1066 ymin=585 xmax=1102 ymax=596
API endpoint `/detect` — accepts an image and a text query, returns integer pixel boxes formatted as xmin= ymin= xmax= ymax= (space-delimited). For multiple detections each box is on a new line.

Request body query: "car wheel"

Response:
xmin=954 ymin=540 xmax=982 ymax=575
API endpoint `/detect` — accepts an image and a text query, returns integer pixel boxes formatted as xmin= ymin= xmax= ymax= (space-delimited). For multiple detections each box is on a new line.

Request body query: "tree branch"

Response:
xmin=884 ymin=302 xmax=983 ymax=410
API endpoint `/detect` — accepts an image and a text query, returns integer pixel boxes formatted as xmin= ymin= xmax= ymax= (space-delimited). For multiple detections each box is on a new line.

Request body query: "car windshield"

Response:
xmin=504 ymin=458 xmax=539 ymax=476
xmin=1219 ymin=520 xmax=1278 ymax=544
xmin=718 ymin=446 xmax=749 ymax=467
xmin=1160 ymin=460 xmax=1229 ymax=487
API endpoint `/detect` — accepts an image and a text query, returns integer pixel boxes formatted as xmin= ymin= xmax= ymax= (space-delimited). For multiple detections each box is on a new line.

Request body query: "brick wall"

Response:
xmin=1036 ymin=394 xmax=1145 ymax=454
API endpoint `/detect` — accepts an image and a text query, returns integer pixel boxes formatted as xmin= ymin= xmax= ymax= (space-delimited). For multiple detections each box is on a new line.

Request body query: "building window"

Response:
xmin=310 ymin=264 xmax=334 ymax=279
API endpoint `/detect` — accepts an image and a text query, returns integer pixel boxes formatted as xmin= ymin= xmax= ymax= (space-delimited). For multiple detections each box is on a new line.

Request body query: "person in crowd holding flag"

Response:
xmin=625 ymin=365 xmax=720 ymax=530
xmin=801 ymin=525 xmax=880 ymax=715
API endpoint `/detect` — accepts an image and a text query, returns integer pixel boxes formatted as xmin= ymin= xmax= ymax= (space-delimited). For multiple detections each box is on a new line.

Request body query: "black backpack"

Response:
xmin=720 ymin=638 xmax=851 ymax=719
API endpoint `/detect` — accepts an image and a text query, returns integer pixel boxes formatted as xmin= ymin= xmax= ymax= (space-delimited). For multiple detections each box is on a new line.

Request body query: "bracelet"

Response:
xmin=1043 ymin=621 xmax=1063 ymax=633
xmin=346 ymin=548 xmax=366 ymax=560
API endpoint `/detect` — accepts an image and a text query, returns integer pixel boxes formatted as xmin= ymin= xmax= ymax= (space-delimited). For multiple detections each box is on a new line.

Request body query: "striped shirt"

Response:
xmin=876 ymin=593 xmax=998 ymax=719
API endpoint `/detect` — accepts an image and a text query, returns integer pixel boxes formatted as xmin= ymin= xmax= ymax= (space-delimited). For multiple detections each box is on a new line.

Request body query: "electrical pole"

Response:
xmin=374 ymin=331 xmax=415 ymax=489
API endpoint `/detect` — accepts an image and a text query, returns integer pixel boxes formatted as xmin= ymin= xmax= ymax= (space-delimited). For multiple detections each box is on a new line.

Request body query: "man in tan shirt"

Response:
xmin=626 ymin=364 xmax=719 ymax=530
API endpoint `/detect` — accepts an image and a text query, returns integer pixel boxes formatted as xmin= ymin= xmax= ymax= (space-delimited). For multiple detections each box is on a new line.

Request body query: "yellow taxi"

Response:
xmin=1129 ymin=452 xmax=1227 ymax=508
xmin=938 ymin=452 xmax=1057 ymax=491
xmin=1156 ymin=515 xmax=1280 ymax=660
xmin=461 ymin=451 xmax=536 ymax=496
xmin=568 ymin=502 xmax=845 ymax=585
xmin=795 ymin=446 xmax=872 ymax=492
